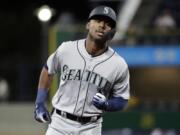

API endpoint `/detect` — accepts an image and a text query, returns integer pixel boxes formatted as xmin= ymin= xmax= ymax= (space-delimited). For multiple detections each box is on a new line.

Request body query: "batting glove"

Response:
xmin=34 ymin=103 xmax=51 ymax=123
xmin=92 ymin=93 xmax=107 ymax=110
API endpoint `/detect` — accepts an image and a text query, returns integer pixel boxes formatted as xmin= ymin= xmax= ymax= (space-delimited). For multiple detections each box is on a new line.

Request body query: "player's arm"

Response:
xmin=34 ymin=43 xmax=63 ymax=123
xmin=104 ymin=96 xmax=128 ymax=111
xmin=38 ymin=65 xmax=53 ymax=90
xmin=93 ymin=67 xmax=130 ymax=112
xmin=34 ymin=65 xmax=53 ymax=123
xmin=92 ymin=93 xmax=128 ymax=111
xmin=36 ymin=65 xmax=53 ymax=106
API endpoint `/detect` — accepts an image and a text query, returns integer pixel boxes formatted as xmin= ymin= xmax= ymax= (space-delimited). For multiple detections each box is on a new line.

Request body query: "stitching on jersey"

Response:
xmin=52 ymin=49 xmax=63 ymax=104
xmin=73 ymin=40 xmax=86 ymax=115
xmin=52 ymin=50 xmax=60 ymax=73
xmin=81 ymin=49 xmax=115 ymax=117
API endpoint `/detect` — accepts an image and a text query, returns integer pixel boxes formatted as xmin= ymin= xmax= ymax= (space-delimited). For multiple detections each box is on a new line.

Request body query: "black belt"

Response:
xmin=55 ymin=109 xmax=101 ymax=123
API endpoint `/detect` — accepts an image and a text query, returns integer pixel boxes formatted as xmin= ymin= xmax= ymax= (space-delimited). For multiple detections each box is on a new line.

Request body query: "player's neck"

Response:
xmin=85 ymin=38 xmax=108 ymax=57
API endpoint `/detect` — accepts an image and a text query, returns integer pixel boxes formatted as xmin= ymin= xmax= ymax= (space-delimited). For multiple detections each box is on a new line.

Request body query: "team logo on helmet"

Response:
xmin=103 ymin=7 xmax=109 ymax=14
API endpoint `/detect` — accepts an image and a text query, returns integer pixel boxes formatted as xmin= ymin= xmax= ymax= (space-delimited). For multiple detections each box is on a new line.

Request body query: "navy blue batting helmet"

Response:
xmin=88 ymin=6 xmax=117 ymax=28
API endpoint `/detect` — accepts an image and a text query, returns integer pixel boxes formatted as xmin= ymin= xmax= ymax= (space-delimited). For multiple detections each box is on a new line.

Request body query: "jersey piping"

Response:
xmin=73 ymin=40 xmax=87 ymax=115
xmin=76 ymin=40 xmax=116 ymax=117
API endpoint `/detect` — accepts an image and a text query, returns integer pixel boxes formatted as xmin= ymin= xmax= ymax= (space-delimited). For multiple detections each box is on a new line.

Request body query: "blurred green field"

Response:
xmin=1 ymin=103 xmax=180 ymax=135
xmin=0 ymin=103 xmax=46 ymax=135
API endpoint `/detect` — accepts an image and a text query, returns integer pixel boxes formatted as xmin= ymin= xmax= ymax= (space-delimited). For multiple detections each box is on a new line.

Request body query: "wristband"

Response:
xmin=35 ymin=88 xmax=48 ymax=104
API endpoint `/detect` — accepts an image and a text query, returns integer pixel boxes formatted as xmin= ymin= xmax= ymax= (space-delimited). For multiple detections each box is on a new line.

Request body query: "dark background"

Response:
xmin=0 ymin=1 xmax=122 ymax=101
xmin=1 ymin=1 xmax=180 ymax=134
xmin=0 ymin=0 xmax=180 ymax=106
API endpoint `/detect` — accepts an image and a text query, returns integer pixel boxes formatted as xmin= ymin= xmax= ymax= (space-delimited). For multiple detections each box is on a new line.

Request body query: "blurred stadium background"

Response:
xmin=0 ymin=0 xmax=180 ymax=135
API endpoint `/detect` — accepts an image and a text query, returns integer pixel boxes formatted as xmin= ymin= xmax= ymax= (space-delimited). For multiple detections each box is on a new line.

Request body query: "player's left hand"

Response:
xmin=34 ymin=103 xmax=51 ymax=123
xmin=92 ymin=93 xmax=107 ymax=110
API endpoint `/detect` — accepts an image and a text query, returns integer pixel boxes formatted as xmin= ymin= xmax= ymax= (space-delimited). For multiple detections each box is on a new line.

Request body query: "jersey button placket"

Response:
xmin=87 ymin=65 xmax=91 ymax=70
xmin=81 ymin=84 xmax=86 ymax=91
xmin=77 ymin=59 xmax=94 ymax=116
xmin=87 ymin=59 xmax=93 ymax=70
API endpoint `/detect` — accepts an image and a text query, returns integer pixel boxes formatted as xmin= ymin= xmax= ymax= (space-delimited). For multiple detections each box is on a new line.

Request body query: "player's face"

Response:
xmin=87 ymin=17 xmax=113 ymax=41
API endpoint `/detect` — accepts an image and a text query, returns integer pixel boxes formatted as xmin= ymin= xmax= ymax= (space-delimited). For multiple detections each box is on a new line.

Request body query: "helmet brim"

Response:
xmin=88 ymin=15 xmax=116 ymax=28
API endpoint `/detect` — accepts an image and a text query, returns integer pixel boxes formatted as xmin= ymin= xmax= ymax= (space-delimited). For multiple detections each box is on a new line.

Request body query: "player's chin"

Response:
xmin=94 ymin=35 xmax=107 ymax=42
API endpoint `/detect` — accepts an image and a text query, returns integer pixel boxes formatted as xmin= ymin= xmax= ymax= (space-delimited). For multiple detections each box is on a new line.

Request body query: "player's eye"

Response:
xmin=92 ymin=17 xmax=114 ymax=28
xmin=105 ymin=22 xmax=112 ymax=27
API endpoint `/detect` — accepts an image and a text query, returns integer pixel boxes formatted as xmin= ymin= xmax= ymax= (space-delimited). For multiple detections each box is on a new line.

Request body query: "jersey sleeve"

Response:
xmin=112 ymin=63 xmax=130 ymax=100
xmin=46 ymin=43 xmax=65 ymax=75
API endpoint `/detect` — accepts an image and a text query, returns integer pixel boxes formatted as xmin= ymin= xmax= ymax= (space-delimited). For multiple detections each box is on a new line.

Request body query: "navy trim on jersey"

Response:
xmin=52 ymin=50 xmax=62 ymax=104
xmin=73 ymin=40 xmax=87 ymax=115
xmin=44 ymin=64 xmax=48 ymax=70
xmin=80 ymin=45 xmax=115 ymax=117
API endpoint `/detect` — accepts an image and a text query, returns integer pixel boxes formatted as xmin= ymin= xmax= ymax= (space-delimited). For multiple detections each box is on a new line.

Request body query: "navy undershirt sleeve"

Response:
xmin=105 ymin=96 xmax=128 ymax=111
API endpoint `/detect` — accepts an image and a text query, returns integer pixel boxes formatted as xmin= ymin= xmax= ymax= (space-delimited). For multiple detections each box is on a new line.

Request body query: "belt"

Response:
xmin=55 ymin=109 xmax=101 ymax=123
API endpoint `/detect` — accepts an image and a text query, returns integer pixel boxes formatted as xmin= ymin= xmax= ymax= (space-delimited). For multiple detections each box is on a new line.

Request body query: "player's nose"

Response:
xmin=98 ymin=21 xmax=106 ymax=28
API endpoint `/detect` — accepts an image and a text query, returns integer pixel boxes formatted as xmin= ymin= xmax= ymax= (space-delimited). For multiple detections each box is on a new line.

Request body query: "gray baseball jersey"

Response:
xmin=46 ymin=39 xmax=130 ymax=117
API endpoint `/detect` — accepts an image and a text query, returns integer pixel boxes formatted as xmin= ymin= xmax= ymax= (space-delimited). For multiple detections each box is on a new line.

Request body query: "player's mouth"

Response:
xmin=96 ymin=30 xmax=105 ymax=36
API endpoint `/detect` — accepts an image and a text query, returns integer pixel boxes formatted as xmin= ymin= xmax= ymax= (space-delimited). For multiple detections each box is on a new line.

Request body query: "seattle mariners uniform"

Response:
xmin=34 ymin=6 xmax=130 ymax=135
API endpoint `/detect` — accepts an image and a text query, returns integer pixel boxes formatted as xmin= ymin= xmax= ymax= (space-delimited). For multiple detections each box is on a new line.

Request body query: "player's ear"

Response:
xmin=86 ymin=22 xmax=89 ymax=30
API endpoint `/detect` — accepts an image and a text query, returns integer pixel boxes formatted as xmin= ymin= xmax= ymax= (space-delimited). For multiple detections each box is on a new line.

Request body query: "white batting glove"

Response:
xmin=92 ymin=93 xmax=107 ymax=110
xmin=34 ymin=104 xmax=51 ymax=123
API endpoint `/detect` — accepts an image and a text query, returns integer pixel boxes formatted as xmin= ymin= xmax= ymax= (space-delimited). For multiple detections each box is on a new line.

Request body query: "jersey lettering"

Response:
xmin=74 ymin=70 xmax=81 ymax=80
xmin=61 ymin=65 xmax=111 ymax=90
xmin=67 ymin=69 xmax=76 ymax=80
xmin=82 ymin=70 xmax=91 ymax=82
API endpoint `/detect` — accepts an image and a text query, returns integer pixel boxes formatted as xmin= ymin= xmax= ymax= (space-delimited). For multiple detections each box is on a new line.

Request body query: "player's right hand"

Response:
xmin=34 ymin=103 xmax=51 ymax=123
xmin=92 ymin=93 xmax=107 ymax=110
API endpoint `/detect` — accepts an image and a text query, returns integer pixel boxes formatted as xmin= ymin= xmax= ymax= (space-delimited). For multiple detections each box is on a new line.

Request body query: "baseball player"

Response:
xmin=34 ymin=5 xmax=130 ymax=135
